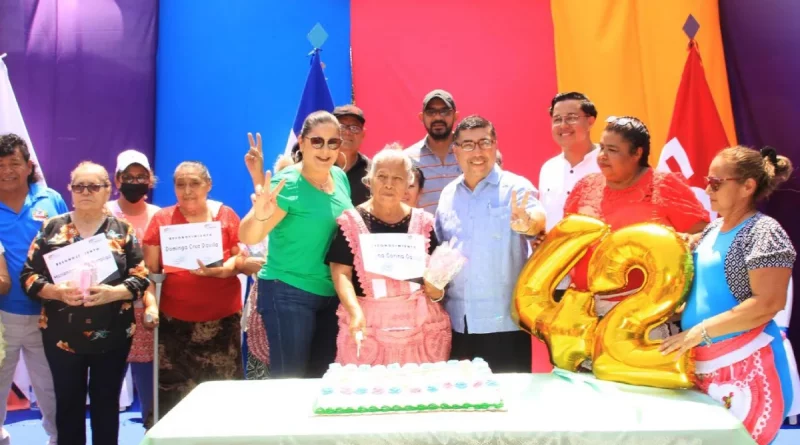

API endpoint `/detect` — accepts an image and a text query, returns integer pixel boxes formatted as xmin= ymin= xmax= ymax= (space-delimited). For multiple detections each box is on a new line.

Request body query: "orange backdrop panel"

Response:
xmin=551 ymin=0 xmax=737 ymax=163
xmin=351 ymin=0 xmax=558 ymax=185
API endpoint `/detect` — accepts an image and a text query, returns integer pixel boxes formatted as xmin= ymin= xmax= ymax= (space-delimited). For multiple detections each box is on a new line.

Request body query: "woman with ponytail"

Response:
xmin=661 ymin=146 xmax=796 ymax=445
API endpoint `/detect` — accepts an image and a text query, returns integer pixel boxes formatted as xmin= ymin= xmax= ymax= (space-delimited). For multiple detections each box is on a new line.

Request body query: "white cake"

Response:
xmin=313 ymin=358 xmax=504 ymax=415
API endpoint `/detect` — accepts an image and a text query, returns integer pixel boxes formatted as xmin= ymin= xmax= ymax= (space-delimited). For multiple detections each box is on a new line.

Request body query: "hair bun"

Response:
xmin=760 ymin=146 xmax=779 ymax=166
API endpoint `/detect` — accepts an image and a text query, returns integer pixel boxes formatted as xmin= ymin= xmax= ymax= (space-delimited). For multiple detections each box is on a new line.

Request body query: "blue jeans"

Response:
xmin=257 ymin=279 xmax=339 ymax=378
xmin=129 ymin=361 xmax=154 ymax=428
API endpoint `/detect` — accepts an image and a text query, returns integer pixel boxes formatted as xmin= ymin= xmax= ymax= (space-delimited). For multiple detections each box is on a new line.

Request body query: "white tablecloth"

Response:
xmin=141 ymin=371 xmax=754 ymax=445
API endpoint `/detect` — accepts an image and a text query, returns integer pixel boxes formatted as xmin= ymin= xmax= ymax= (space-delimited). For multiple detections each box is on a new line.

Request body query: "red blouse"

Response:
xmin=143 ymin=205 xmax=242 ymax=322
xmin=564 ymin=169 xmax=709 ymax=292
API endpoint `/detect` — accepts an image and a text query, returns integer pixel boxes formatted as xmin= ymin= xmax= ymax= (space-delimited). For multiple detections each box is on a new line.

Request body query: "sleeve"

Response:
xmin=745 ymin=218 xmax=797 ymax=270
xmin=512 ymin=177 xmax=543 ymax=213
xmin=274 ymin=172 xmax=295 ymax=213
xmin=222 ymin=206 xmax=242 ymax=249
xmin=142 ymin=210 xmax=164 ymax=246
xmin=661 ymin=173 xmax=710 ymax=232
xmin=433 ymin=210 xmax=445 ymax=243
xmin=53 ymin=191 xmax=69 ymax=214
xmin=121 ymin=222 xmax=150 ymax=300
xmin=21 ymin=220 xmax=54 ymax=302
xmin=325 ymin=226 xmax=355 ymax=267
xmin=564 ymin=177 xmax=587 ymax=215
xmin=0 ymin=240 xmax=4 ymax=255
xmin=428 ymin=227 xmax=440 ymax=255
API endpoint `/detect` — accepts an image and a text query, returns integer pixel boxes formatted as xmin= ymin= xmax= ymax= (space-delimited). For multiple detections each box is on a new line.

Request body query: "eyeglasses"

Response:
xmin=308 ymin=136 xmax=342 ymax=150
xmin=69 ymin=183 xmax=109 ymax=194
xmin=705 ymin=176 xmax=742 ymax=192
xmin=551 ymin=114 xmax=584 ymax=126
xmin=454 ymin=138 xmax=495 ymax=152
xmin=424 ymin=107 xmax=454 ymax=118
xmin=120 ymin=174 xmax=150 ymax=184
xmin=339 ymin=124 xmax=363 ymax=134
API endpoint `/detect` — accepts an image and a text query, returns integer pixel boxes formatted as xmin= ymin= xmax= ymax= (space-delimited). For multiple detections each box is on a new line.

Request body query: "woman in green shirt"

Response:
xmin=240 ymin=111 xmax=353 ymax=378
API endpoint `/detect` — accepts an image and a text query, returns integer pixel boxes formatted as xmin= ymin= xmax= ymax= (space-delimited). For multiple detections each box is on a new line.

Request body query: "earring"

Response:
xmin=338 ymin=151 xmax=348 ymax=171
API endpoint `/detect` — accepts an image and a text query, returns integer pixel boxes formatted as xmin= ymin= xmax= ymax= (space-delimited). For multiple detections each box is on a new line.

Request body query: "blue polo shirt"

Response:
xmin=0 ymin=183 xmax=68 ymax=315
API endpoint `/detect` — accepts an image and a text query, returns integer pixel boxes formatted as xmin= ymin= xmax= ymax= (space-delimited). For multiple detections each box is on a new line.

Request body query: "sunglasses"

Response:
xmin=69 ymin=183 xmax=110 ymax=194
xmin=704 ymin=176 xmax=741 ymax=192
xmin=308 ymin=136 xmax=342 ymax=150
xmin=606 ymin=115 xmax=646 ymax=131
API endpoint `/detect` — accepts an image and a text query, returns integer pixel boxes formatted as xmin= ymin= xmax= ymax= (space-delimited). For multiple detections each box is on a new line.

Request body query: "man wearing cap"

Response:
xmin=332 ymin=105 xmax=371 ymax=206
xmin=0 ymin=133 xmax=65 ymax=445
xmin=404 ymin=89 xmax=461 ymax=214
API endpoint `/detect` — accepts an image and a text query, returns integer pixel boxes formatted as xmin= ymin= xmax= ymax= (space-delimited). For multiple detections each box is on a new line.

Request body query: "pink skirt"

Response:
xmin=335 ymin=292 xmax=451 ymax=365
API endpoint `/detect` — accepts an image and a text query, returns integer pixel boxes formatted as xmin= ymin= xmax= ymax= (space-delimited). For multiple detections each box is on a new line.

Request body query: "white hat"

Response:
xmin=116 ymin=149 xmax=151 ymax=173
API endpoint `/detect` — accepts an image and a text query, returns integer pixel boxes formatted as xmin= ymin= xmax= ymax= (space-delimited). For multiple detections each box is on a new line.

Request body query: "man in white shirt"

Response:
xmin=538 ymin=92 xmax=601 ymax=300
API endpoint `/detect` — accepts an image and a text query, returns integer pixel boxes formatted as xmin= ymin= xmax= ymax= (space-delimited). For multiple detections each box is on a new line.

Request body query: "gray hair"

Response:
xmin=362 ymin=143 xmax=414 ymax=186
xmin=174 ymin=161 xmax=211 ymax=182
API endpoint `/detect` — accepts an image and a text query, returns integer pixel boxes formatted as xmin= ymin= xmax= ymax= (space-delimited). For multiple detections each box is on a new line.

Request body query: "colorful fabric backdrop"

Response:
xmin=1 ymin=0 xmax=798 ymax=356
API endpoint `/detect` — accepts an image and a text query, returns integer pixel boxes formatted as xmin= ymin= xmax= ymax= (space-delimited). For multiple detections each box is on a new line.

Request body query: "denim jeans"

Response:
xmin=129 ymin=361 xmax=154 ymax=428
xmin=257 ymin=279 xmax=339 ymax=378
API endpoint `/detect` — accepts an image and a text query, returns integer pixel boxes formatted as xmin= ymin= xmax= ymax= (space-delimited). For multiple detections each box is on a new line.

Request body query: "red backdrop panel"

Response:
xmin=351 ymin=0 xmax=558 ymax=186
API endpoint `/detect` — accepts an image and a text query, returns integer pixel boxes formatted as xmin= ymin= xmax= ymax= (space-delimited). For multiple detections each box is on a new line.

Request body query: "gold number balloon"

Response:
xmin=589 ymin=223 xmax=695 ymax=389
xmin=512 ymin=215 xmax=695 ymax=389
xmin=512 ymin=215 xmax=609 ymax=371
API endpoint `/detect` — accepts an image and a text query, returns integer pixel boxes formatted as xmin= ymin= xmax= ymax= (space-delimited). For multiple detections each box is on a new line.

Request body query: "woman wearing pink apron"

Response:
xmin=326 ymin=148 xmax=451 ymax=365
xmin=662 ymin=146 xmax=796 ymax=445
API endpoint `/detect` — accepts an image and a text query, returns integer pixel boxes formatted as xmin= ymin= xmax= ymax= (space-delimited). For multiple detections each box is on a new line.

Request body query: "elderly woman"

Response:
xmin=661 ymin=146 xmax=795 ymax=445
xmin=325 ymin=147 xmax=451 ymax=365
xmin=105 ymin=149 xmax=160 ymax=428
xmin=21 ymin=161 xmax=150 ymax=445
xmin=564 ymin=116 xmax=709 ymax=334
xmin=240 ymin=111 xmax=354 ymax=378
xmin=142 ymin=161 xmax=243 ymax=416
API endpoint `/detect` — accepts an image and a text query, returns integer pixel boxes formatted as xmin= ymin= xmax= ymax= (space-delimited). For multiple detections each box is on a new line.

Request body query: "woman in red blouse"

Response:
xmin=564 ymin=116 xmax=709 ymax=339
xmin=142 ymin=161 xmax=244 ymax=417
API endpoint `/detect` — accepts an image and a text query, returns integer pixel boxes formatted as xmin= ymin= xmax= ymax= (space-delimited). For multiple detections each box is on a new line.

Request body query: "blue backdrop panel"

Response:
xmin=154 ymin=0 xmax=352 ymax=216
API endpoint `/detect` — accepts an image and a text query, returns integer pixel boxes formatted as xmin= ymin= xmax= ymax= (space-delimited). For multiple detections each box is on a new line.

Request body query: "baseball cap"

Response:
xmin=332 ymin=105 xmax=366 ymax=125
xmin=116 ymin=149 xmax=152 ymax=173
xmin=422 ymin=89 xmax=456 ymax=110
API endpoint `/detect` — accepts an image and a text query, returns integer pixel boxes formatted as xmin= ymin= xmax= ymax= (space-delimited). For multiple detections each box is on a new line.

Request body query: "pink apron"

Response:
xmin=334 ymin=208 xmax=451 ymax=365
xmin=694 ymin=325 xmax=784 ymax=445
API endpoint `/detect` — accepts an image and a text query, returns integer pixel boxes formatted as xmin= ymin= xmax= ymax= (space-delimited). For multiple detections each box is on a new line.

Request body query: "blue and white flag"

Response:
xmin=283 ymin=49 xmax=334 ymax=157
xmin=0 ymin=54 xmax=45 ymax=184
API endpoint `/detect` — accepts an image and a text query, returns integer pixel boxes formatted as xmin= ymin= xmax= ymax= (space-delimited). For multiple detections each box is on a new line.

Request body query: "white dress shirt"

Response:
xmin=538 ymin=147 xmax=601 ymax=289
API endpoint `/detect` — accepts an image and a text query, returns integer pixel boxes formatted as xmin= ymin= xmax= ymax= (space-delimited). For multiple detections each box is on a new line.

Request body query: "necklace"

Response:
xmin=303 ymin=172 xmax=331 ymax=191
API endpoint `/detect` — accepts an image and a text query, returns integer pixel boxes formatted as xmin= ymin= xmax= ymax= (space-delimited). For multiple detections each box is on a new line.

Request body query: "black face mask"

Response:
xmin=119 ymin=183 xmax=149 ymax=203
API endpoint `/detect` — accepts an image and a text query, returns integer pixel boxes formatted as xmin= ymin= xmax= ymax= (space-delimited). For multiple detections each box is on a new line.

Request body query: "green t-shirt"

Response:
xmin=258 ymin=166 xmax=353 ymax=296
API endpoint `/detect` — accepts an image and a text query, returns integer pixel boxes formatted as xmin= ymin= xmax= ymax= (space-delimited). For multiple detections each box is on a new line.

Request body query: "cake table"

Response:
xmin=140 ymin=371 xmax=754 ymax=445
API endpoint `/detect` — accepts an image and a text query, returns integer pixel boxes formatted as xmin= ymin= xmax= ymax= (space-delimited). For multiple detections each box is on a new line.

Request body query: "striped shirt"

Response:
xmin=404 ymin=137 xmax=461 ymax=214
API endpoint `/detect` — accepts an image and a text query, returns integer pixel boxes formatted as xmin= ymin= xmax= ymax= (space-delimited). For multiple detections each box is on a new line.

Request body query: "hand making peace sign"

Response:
xmin=253 ymin=170 xmax=286 ymax=221
xmin=245 ymin=132 xmax=265 ymax=187
xmin=510 ymin=189 xmax=534 ymax=234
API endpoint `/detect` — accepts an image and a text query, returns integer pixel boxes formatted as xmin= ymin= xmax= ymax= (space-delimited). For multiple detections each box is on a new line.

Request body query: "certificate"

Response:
xmin=160 ymin=221 xmax=224 ymax=272
xmin=43 ymin=234 xmax=119 ymax=285
xmin=359 ymin=233 xmax=426 ymax=281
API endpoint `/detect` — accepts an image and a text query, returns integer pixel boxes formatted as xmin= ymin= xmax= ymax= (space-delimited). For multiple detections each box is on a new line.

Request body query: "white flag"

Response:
xmin=0 ymin=54 xmax=45 ymax=184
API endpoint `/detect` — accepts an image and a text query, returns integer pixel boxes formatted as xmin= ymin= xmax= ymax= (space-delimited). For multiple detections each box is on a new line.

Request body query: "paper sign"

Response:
xmin=359 ymin=233 xmax=426 ymax=281
xmin=160 ymin=221 xmax=224 ymax=272
xmin=43 ymin=234 xmax=119 ymax=285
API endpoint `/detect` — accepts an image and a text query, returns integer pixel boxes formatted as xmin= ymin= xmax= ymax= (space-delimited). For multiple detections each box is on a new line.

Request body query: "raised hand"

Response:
xmin=253 ymin=170 xmax=286 ymax=221
xmin=510 ymin=189 xmax=534 ymax=234
xmin=245 ymin=133 xmax=265 ymax=186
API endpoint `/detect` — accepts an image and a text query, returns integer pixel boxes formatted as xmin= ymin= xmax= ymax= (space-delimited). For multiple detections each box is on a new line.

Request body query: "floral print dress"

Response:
xmin=21 ymin=214 xmax=150 ymax=354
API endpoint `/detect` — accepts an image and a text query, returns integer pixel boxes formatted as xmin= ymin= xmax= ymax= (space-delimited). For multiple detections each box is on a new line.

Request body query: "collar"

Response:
xmin=353 ymin=152 xmax=370 ymax=170
xmin=30 ymin=182 xmax=50 ymax=199
xmin=560 ymin=144 xmax=599 ymax=166
xmin=420 ymin=136 xmax=454 ymax=156
xmin=459 ymin=165 xmax=502 ymax=188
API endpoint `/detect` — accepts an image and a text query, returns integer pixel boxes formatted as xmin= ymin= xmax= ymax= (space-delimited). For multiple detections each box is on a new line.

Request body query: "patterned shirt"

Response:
xmin=435 ymin=166 xmax=543 ymax=334
xmin=21 ymin=214 xmax=150 ymax=354
xmin=405 ymin=137 xmax=461 ymax=214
